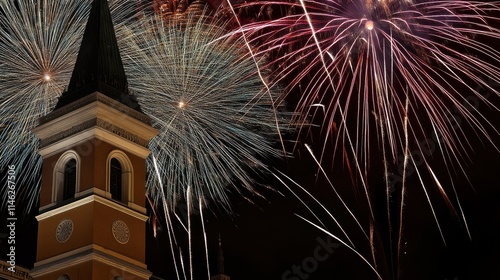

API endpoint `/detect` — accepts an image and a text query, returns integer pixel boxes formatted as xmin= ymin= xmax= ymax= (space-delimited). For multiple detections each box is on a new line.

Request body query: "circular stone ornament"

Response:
xmin=55 ymin=219 xmax=73 ymax=243
xmin=112 ymin=220 xmax=130 ymax=244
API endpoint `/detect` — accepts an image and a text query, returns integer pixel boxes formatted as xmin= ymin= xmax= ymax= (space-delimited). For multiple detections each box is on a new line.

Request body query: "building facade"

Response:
xmin=30 ymin=0 xmax=157 ymax=279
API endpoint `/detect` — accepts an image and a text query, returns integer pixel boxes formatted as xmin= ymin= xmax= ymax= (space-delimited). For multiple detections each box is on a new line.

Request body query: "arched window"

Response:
xmin=53 ymin=151 xmax=80 ymax=203
xmin=57 ymin=274 xmax=70 ymax=280
xmin=106 ymin=150 xmax=133 ymax=204
xmin=110 ymin=158 xmax=122 ymax=201
xmin=63 ymin=159 xmax=76 ymax=200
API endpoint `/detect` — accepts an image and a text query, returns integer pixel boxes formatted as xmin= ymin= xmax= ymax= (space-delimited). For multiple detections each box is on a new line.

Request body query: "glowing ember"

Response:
xmin=365 ymin=20 xmax=374 ymax=31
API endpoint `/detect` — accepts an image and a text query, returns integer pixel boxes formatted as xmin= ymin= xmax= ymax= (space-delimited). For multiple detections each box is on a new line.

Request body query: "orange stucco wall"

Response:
xmin=39 ymin=138 xmax=148 ymax=208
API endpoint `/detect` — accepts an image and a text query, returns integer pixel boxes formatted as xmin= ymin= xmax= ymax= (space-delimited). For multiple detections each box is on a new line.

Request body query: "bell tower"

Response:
xmin=211 ymin=236 xmax=230 ymax=280
xmin=31 ymin=0 xmax=157 ymax=279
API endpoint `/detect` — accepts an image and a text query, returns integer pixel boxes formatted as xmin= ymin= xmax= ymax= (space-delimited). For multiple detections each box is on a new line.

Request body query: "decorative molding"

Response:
xmin=55 ymin=219 xmax=74 ymax=243
xmin=40 ymin=119 xmax=97 ymax=147
xmin=128 ymin=202 xmax=147 ymax=215
xmin=112 ymin=220 xmax=130 ymax=244
xmin=97 ymin=119 xmax=149 ymax=147
xmin=92 ymin=129 xmax=152 ymax=159
xmin=33 ymin=94 xmax=158 ymax=158
xmin=75 ymin=187 xmax=106 ymax=198
xmin=32 ymin=244 xmax=151 ymax=279
xmin=40 ymin=118 xmax=149 ymax=148
xmin=105 ymin=191 xmax=113 ymax=199
xmin=40 ymin=92 xmax=151 ymax=125
xmin=33 ymin=244 xmax=94 ymax=268
xmin=36 ymin=195 xmax=148 ymax=222
xmin=37 ymin=127 xmax=152 ymax=159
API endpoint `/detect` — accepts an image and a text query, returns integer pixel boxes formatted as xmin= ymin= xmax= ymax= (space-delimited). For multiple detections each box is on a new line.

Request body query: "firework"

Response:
xmin=118 ymin=10 xmax=286 ymax=212
xmin=229 ymin=0 xmax=500 ymax=277
xmin=153 ymin=0 xmax=210 ymax=18
xmin=232 ymin=0 xmax=500 ymax=162
xmin=0 ymin=0 xmax=148 ymax=211
xmin=117 ymin=11 xmax=288 ymax=278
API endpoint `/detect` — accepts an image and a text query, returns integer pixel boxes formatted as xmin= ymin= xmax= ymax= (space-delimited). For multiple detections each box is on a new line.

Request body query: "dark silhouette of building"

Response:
xmin=211 ymin=236 xmax=230 ymax=280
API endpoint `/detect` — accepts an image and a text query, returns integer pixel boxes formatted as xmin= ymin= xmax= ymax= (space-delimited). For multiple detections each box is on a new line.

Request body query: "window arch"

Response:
xmin=106 ymin=150 xmax=133 ymax=204
xmin=53 ymin=151 xmax=81 ymax=203
xmin=57 ymin=274 xmax=70 ymax=280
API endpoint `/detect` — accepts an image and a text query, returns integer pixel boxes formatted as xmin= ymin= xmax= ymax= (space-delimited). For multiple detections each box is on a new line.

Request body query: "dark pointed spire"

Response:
xmin=55 ymin=0 xmax=141 ymax=111
xmin=211 ymin=235 xmax=230 ymax=280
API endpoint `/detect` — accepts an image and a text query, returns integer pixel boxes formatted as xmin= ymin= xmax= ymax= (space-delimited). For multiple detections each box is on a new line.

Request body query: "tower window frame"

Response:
xmin=53 ymin=150 xmax=81 ymax=203
xmin=106 ymin=150 xmax=133 ymax=204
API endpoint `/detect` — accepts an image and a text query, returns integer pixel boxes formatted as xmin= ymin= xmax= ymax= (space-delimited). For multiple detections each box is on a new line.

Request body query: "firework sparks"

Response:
xmin=0 ymin=0 xmax=87 ymax=210
xmin=118 ymin=10 xmax=288 ymax=278
xmin=119 ymin=9 xmax=287 ymax=213
xmin=0 ymin=0 xmax=148 ymax=211
xmin=229 ymin=0 xmax=500 ymax=277
xmin=232 ymin=0 xmax=500 ymax=161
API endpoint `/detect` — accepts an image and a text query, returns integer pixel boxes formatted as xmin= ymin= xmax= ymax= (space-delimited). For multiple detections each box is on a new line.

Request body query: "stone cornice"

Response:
xmin=36 ymin=194 xmax=148 ymax=222
xmin=39 ymin=118 xmax=149 ymax=148
xmin=40 ymin=92 xmax=151 ymax=125
xmin=33 ymin=93 xmax=158 ymax=157
xmin=36 ymin=126 xmax=152 ymax=159
xmin=31 ymin=244 xmax=151 ymax=279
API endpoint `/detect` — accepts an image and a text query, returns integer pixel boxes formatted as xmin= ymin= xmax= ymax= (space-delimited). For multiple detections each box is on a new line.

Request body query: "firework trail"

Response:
xmin=228 ymin=0 xmax=500 ymax=277
xmin=0 ymin=0 xmax=148 ymax=211
xmin=118 ymin=10 xmax=288 ymax=278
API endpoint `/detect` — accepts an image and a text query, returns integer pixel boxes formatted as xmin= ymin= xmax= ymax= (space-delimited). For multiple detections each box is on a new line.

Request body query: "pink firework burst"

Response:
xmin=227 ymin=0 xmax=500 ymax=277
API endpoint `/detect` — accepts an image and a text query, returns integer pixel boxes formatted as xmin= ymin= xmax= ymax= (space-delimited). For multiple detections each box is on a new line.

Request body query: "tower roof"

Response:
xmin=55 ymin=0 xmax=141 ymax=111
